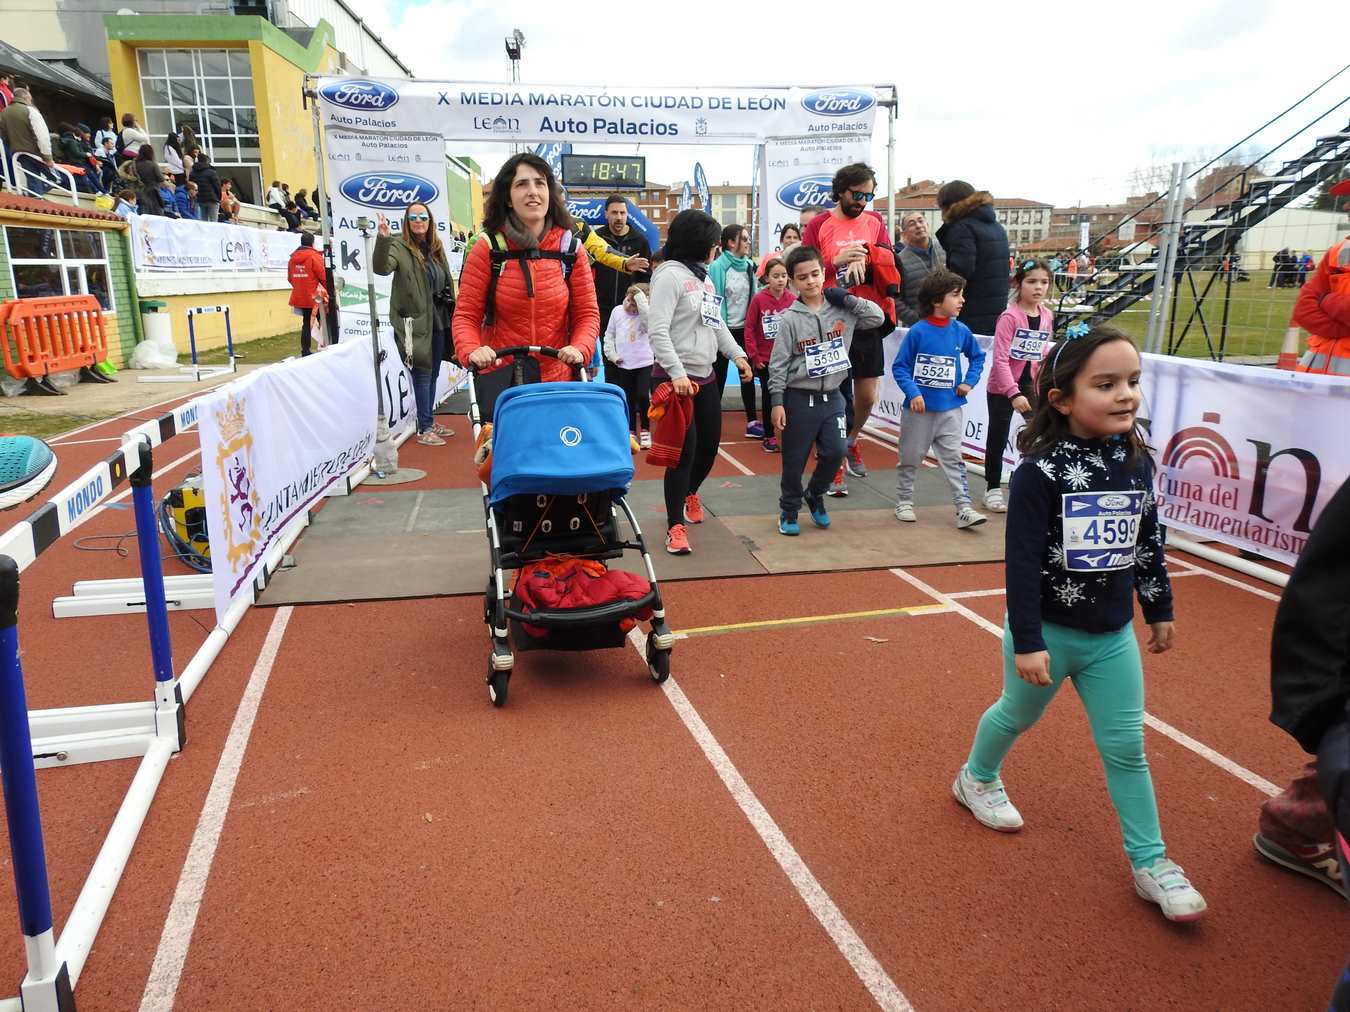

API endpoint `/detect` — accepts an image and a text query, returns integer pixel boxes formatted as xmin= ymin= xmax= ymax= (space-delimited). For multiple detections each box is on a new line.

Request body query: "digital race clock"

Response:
xmin=561 ymin=154 xmax=646 ymax=189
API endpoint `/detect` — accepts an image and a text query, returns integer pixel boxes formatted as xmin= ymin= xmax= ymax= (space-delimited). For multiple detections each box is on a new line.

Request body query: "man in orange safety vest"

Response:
xmin=1293 ymin=178 xmax=1350 ymax=376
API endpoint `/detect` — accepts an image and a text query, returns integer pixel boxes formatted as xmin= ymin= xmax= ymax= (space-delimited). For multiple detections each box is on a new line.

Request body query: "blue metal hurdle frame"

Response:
xmin=138 ymin=305 xmax=235 ymax=385
xmin=0 ymin=411 xmax=197 ymax=1009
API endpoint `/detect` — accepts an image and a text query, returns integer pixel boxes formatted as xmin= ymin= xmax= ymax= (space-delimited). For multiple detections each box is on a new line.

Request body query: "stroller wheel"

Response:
xmin=646 ymin=632 xmax=671 ymax=684
xmin=488 ymin=668 xmax=510 ymax=707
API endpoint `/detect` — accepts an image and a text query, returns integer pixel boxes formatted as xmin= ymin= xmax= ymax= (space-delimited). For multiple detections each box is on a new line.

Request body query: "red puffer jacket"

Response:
xmin=452 ymin=226 xmax=600 ymax=382
xmin=287 ymin=246 xmax=326 ymax=310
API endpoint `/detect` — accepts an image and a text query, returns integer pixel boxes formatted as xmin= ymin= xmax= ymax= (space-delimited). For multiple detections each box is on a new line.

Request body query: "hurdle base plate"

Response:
xmin=363 ymin=467 xmax=426 ymax=486
xmin=18 ymin=959 xmax=74 ymax=1012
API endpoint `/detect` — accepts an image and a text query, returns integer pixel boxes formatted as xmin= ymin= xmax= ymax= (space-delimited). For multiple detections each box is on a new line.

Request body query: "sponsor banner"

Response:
xmin=316 ymin=79 xmax=879 ymax=144
xmin=533 ymin=141 xmax=571 ymax=179
xmin=761 ymin=134 xmax=871 ymax=256
xmin=129 ymin=213 xmax=300 ymax=272
xmin=325 ymin=128 xmax=463 ymax=404
xmin=694 ymin=162 xmax=710 ymax=212
xmin=1144 ymin=355 xmax=1349 ymax=563
xmin=566 ymin=197 xmax=660 ymax=256
xmin=871 ymin=334 xmax=1350 ymax=562
xmin=197 ymin=339 xmax=376 ymax=620
xmin=679 ymin=181 xmax=691 ymax=212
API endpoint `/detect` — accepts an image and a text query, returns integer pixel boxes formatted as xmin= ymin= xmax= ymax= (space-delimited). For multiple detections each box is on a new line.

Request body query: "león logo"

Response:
xmin=213 ymin=394 xmax=260 ymax=572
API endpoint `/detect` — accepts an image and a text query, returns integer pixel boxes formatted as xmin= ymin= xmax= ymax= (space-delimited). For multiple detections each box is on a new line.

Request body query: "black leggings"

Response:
xmin=984 ymin=372 xmax=1034 ymax=489
xmin=713 ymin=327 xmax=757 ymax=422
xmin=754 ymin=364 xmax=771 ymax=435
xmin=664 ymin=380 xmax=722 ymax=530
xmin=610 ymin=363 xmax=652 ymax=432
xmin=299 ymin=307 xmax=314 ymax=356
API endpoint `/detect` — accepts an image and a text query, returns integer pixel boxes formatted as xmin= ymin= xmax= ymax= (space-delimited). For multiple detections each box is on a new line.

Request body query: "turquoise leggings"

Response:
xmin=967 ymin=619 xmax=1165 ymax=869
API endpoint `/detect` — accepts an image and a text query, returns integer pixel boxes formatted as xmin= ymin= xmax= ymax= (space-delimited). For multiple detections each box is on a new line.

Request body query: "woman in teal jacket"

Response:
xmin=708 ymin=223 xmax=760 ymax=436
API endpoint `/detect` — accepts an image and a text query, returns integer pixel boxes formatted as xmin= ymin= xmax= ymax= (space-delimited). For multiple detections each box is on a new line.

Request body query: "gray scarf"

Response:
xmin=502 ymin=212 xmax=544 ymax=250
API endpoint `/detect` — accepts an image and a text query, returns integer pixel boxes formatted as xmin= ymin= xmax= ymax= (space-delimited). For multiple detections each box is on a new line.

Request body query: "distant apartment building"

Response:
xmin=875 ymin=179 xmax=1053 ymax=247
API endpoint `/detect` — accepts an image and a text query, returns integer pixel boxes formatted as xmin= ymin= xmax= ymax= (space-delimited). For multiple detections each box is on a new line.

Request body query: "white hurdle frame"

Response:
xmin=139 ymin=305 xmax=237 ymax=385
xmin=0 ymin=369 xmax=408 ymax=1008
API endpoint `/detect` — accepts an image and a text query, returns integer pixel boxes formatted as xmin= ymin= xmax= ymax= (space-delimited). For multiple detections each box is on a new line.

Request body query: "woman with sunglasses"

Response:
xmin=375 ymin=202 xmax=456 ymax=445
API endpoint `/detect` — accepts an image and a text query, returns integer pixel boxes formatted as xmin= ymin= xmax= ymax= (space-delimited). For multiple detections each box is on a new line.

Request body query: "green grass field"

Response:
xmin=1072 ymin=270 xmax=1303 ymax=360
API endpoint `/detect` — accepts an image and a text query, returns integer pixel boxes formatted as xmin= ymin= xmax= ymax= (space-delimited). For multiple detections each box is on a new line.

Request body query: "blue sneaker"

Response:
xmin=0 ymin=435 xmax=57 ymax=510
xmin=778 ymin=512 xmax=800 ymax=536
xmin=805 ymin=494 xmax=830 ymax=529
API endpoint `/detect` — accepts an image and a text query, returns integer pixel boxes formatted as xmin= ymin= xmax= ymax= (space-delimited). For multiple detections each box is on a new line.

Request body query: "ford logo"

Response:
xmin=339 ymin=173 xmax=440 ymax=210
xmin=775 ymin=175 xmax=836 ymax=210
xmin=319 ymin=79 xmax=399 ymax=111
xmin=566 ymin=200 xmax=605 ymax=222
xmin=801 ymin=88 xmax=875 ymax=117
xmin=1097 ymin=493 xmax=1133 ymax=511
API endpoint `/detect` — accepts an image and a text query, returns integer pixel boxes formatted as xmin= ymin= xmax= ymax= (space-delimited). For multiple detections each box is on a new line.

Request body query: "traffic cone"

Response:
xmin=1276 ymin=320 xmax=1301 ymax=371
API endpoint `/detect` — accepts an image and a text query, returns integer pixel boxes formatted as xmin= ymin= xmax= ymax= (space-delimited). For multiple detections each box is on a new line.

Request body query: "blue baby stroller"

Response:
xmin=469 ymin=346 xmax=675 ymax=707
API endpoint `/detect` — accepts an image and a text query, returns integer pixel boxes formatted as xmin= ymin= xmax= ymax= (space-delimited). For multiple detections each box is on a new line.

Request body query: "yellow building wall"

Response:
xmin=105 ymin=42 xmax=144 ymax=127
xmin=250 ymin=41 xmax=339 ymax=197
xmin=159 ymin=289 xmax=299 ymax=356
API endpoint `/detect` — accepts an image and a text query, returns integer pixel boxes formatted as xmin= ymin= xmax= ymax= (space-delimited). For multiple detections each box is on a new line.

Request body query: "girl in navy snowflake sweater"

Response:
xmin=952 ymin=326 xmax=1208 ymax=923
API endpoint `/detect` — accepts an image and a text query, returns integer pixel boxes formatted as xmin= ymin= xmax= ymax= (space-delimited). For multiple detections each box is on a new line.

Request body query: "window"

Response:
xmin=138 ymin=48 xmax=262 ymax=204
xmin=6 ymin=226 xmax=115 ymax=311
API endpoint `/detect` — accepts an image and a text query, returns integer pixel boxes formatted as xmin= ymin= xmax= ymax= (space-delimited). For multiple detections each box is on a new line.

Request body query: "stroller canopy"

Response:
xmin=489 ymin=381 xmax=635 ymax=505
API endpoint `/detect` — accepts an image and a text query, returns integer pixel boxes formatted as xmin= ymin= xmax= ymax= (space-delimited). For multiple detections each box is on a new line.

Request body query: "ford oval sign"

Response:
xmin=339 ymin=173 xmax=440 ymax=210
xmin=775 ymin=175 xmax=835 ymax=211
xmin=801 ymin=89 xmax=875 ymax=117
xmin=319 ymin=79 xmax=399 ymax=111
xmin=1097 ymin=494 xmax=1133 ymax=511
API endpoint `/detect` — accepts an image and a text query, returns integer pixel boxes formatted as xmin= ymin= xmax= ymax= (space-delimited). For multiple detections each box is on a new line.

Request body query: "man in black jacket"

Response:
xmin=1256 ymin=476 xmax=1350 ymax=900
xmin=592 ymin=195 xmax=651 ymax=347
xmin=934 ymin=180 xmax=1010 ymax=338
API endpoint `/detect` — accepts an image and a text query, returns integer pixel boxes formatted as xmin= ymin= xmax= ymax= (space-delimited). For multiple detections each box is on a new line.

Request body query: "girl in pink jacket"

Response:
xmin=982 ymin=258 xmax=1052 ymax=512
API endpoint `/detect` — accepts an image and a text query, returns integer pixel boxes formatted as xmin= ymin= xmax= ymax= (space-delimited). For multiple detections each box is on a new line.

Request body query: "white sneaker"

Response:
xmin=894 ymin=503 xmax=917 ymax=523
xmin=952 ymin=764 xmax=1024 ymax=832
xmin=956 ymin=506 xmax=987 ymax=529
xmin=1132 ymin=859 xmax=1207 ymax=922
xmin=639 ymin=431 xmax=651 ymax=449
xmin=983 ymin=488 xmax=1007 ymax=512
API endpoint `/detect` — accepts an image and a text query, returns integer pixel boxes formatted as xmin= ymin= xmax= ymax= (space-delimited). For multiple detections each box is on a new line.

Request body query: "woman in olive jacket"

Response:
xmin=374 ymin=201 xmax=455 ymax=445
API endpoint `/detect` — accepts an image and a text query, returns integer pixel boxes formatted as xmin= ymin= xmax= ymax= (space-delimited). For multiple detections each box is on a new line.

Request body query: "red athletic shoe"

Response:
xmin=845 ymin=442 xmax=868 ymax=478
xmin=826 ymin=464 xmax=848 ymax=497
xmin=1253 ymin=833 xmax=1347 ymax=898
xmin=666 ymin=523 xmax=691 ymax=555
xmin=683 ymin=493 xmax=705 ymax=524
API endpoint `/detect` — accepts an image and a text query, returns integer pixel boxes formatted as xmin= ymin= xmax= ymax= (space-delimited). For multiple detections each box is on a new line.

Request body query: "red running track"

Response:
xmin=0 ymin=409 xmax=1340 ymax=1010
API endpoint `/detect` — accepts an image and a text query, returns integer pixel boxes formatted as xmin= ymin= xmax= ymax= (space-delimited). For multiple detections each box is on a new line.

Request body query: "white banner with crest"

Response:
xmin=870 ymin=333 xmax=1350 ymax=563
xmin=316 ymin=80 xmax=879 ymax=144
xmin=129 ymin=213 xmax=300 ymax=271
xmin=197 ymin=338 xmax=377 ymax=620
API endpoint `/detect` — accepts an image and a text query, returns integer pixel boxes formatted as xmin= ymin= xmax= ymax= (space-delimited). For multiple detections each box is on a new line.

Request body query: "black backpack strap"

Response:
xmin=482 ymin=231 xmax=581 ymax=327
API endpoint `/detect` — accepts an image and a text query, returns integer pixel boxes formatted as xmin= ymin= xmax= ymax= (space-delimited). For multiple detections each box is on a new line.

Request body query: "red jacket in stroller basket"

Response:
xmin=513 ymin=557 xmax=653 ymax=638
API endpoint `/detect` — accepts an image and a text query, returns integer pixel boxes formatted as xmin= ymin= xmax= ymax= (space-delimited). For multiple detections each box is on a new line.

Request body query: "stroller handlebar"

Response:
xmin=466 ymin=345 xmax=563 ymax=374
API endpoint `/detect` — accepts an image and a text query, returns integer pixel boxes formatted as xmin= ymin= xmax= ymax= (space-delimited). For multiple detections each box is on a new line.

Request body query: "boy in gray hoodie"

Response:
xmin=768 ymin=246 xmax=884 ymax=535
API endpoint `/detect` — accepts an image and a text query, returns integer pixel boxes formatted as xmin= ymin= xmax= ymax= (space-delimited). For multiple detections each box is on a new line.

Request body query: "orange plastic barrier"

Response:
xmin=1 ymin=295 xmax=108 ymax=381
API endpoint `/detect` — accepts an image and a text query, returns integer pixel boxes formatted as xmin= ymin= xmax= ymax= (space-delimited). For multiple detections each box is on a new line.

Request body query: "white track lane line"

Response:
xmin=139 ymin=606 xmax=293 ymax=1011
xmin=717 ymin=446 xmax=755 ymax=476
xmin=887 ymin=567 xmax=1280 ymax=797
xmin=1164 ymin=553 xmax=1283 ymax=603
xmin=628 ymin=630 xmax=913 ymax=1011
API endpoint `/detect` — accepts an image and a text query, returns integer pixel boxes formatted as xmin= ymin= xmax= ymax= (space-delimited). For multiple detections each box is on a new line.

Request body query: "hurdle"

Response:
xmin=138 ymin=305 xmax=236 ymax=384
xmin=0 ymin=392 xmax=311 ymax=1010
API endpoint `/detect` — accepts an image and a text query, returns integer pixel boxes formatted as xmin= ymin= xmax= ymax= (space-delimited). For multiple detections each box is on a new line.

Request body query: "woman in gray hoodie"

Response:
xmin=647 ymin=210 xmax=752 ymax=556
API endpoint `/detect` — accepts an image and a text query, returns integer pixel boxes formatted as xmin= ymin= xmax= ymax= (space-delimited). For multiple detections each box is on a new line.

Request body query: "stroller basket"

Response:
xmin=489 ymin=381 xmax=633 ymax=505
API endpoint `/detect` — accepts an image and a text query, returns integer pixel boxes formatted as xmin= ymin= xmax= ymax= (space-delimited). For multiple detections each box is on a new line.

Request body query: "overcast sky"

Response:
xmin=354 ymin=0 xmax=1347 ymax=208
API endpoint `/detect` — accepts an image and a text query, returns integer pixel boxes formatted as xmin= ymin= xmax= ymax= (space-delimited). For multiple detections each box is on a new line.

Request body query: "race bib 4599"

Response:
xmin=1062 ymin=491 xmax=1144 ymax=571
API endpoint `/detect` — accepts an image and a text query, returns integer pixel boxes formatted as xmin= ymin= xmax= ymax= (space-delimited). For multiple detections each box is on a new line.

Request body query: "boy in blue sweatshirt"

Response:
xmin=891 ymin=269 xmax=987 ymax=529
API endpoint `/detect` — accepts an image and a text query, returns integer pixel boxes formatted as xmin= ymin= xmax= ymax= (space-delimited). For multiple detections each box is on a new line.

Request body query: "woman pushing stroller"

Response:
xmin=453 ymin=153 xmax=599 ymax=379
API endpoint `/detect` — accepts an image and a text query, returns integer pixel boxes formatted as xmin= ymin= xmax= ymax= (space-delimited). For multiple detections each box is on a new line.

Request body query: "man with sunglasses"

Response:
xmin=802 ymin=162 xmax=894 ymax=493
